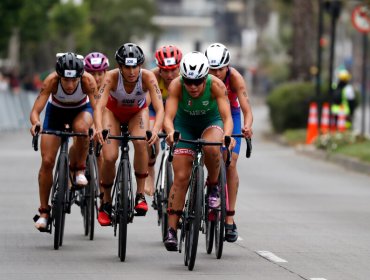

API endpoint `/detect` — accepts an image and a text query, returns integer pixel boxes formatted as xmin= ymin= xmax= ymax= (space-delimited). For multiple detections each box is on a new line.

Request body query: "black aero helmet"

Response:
xmin=56 ymin=52 xmax=84 ymax=78
xmin=115 ymin=43 xmax=145 ymax=66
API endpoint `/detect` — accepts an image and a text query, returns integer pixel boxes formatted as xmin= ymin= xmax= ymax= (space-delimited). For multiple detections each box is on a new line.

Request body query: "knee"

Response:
xmin=41 ymin=156 xmax=55 ymax=171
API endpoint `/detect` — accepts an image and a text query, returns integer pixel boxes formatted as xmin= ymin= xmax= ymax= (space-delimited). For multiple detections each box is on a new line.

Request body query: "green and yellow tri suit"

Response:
xmin=174 ymin=75 xmax=223 ymax=153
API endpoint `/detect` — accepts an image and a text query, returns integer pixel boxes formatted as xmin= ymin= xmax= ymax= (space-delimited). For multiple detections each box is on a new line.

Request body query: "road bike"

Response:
xmin=79 ymin=128 xmax=99 ymax=240
xmin=152 ymin=135 xmax=175 ymax=242
xmin=97 ymin=125 xmax=150 ymax=262
xmin=33 ymin=125 xmax=98 ymax=249
xmin=175 ymin=133 xmax=231 ymax=271
xmin=205 ymin=135 xmax=252 ymax=259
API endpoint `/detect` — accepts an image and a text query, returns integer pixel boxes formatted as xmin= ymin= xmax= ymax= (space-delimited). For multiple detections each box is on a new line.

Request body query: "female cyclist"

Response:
xmin=94 ymin=43 xmax=164 ymax=226
xmin=30 ymin=52 xmax=97 ymax=231
xmin=205 ymin=43 xmax=253 ymax=242
xmin=145 ymin=45 xmax=183 ymax=197
xmin=163 ymin=51 xmax=234 ymax=251
xmin=84 ymin=52 xmax=111 ymax=225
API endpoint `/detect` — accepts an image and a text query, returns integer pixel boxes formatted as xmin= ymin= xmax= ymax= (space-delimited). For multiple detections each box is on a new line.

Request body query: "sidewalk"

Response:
xmin=253 ymin=96 xmax=370 ymax=177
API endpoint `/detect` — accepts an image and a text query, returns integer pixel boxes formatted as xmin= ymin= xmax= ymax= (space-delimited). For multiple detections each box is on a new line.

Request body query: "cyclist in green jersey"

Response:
xmin=163 ymin=51 xmax=235 ymax=251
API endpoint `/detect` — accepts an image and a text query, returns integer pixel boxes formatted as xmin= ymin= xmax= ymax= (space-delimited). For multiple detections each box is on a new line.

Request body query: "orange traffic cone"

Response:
xmin=306 ymin=102 xmax=319 ymax=144
xmin=320 ymin=102 xmax=330 ymax=134
xmin=337 ymin=105 xmax=346 ymax=132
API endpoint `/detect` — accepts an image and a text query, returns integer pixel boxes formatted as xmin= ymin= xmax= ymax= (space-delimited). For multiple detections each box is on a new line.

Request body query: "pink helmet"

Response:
xmin=84 ymin=52 xmax=110 ymax=72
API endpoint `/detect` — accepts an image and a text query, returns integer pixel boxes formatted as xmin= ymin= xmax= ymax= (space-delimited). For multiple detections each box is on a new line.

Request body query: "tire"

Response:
xmin=52 ymin=154 xmax=68 ymax=250
xmin=161 ymin=159 xmax=172 ymax=242
xmin=215 ymin=160 xmax=226 ymax=259
xmin=118 ymin=160 xmax=129 ymax=262
xmin=205 ymin=219 xmax=215 ymax=254
xmin=86 ymin=154 xmax=98 ymax=240
xmin=185 ymin=166 xmax=203 ymax=271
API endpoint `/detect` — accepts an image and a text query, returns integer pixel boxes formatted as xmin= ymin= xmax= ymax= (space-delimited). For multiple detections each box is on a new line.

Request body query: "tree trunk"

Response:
xmin=290 ymin=0 xmax=315 ymax=81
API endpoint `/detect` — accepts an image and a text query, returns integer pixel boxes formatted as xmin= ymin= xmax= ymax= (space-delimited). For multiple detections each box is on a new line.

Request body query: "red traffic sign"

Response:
xmin=352 ymin=5 xmax=370 ymax=33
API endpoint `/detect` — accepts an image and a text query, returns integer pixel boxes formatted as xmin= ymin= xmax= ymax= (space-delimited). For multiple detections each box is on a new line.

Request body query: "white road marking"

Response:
xmin=256 ymin=250 xmax=288 ymax=263
xmin=310 ymin=278 xmax=327 ymax=280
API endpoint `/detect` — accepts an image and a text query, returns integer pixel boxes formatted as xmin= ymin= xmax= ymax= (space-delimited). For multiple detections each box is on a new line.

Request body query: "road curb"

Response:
xmin=296 ymin=144 xmax=370 ymax=176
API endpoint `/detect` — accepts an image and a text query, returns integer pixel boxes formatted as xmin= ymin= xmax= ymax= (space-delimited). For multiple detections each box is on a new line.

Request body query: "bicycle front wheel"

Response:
xmin=86 ymin=154 xmax=98 ymax=240
xmin=184 ymin=166 xmax=203 ymax=271
xmin=214 ymin=160 xmax=227 ymax=259
xmin=118 ymin=159 xmax=129 ymax=262
xmin=52 ymin=154 xmax=68 ymax=250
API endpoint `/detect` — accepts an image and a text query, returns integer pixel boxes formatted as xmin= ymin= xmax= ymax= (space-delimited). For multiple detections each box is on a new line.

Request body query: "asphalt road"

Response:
xmin=1 ymin=104 xmax=370 ymax=280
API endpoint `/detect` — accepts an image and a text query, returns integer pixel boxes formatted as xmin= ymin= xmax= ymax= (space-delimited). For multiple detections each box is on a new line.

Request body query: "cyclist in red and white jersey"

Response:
xmin=145 ymin=45 xmax=182 ymax=197
xmin=30 ymin=52 xmax=98 ymax=231
xmin=94 ymin=43 xmax=164 ymax=226
xmin=205 ymin=43 xmax=253 ymax=242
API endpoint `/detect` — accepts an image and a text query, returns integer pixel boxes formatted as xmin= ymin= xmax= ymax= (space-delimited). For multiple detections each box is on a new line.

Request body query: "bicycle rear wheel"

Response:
xmin=118 ymin=160 xmax=129 ymax=262
xmin=214 ymin=160 xmax=226 ymax=259
xmin=52 ymin=154 xmax=68 ymax=250
xmin=184 ymin=166 xmax=203 ymax=271
xmin=161 ymin=159 xmax=173 ymax=242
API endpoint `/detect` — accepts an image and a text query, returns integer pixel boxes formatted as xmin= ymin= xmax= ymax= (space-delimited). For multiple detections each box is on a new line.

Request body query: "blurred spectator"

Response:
xmin=9 ymin=71 xmax=21 ymax=95
xmin=0 ymin=72 xmax=10 ymax=92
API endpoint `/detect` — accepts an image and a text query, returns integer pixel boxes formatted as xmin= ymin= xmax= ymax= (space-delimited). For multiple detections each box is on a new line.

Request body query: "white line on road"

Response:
xmin=310 ymin=278 xmax=327 ymax=280
xmin=256 ymin=250 xmax=288 ymax=263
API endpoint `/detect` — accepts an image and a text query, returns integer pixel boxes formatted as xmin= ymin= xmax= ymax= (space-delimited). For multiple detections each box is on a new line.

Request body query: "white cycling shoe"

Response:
xmin=75 ymin=172 xmax=88 ymax=186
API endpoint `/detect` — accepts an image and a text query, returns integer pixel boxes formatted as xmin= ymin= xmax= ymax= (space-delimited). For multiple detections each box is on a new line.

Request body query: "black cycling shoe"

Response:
xmin=164 ymin=227 xmax=178 ymax=251
xmin=225 ymin=223 xmax=238 ymax=243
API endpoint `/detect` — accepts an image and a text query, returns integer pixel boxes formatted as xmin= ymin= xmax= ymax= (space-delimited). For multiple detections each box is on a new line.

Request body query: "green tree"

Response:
xmin=0 ymin=0 xmax=23 ymax=57
xmin=86 ymin=0 xmax=158 ymax=59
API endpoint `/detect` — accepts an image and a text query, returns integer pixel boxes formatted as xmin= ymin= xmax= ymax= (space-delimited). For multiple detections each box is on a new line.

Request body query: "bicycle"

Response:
xmin=32 ymin=125 xmax=97 ymax=249
xmin=174 ymin=133 xmax=231 ymax=271
xmin=97 ymin=125 xmax=151 ymax=262
xmin=152 ymin=134 xmax=175 ymax=242
xmin=205 ymin=135 xmax=252 ymax=259
xmin=79 ymin=128 xmax=100 ymax=240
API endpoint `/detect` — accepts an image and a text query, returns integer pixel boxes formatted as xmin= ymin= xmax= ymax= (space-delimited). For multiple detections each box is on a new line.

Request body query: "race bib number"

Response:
xmin=64 ymin=70 xmax=77 ymax=77
xmin=164 ymin=57 xmax=176 ymax=66
xmin=91 ymin=57 xmax=102 ymax=65
xmin=126 ymin=57 xmax=137 ymax=66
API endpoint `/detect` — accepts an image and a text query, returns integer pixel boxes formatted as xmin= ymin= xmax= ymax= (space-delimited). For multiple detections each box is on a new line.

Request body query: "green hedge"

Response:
xmin=266 ymin=81 xmax=360 ymax=133
xmin=266 ymin=82 xmax=315 ymax=133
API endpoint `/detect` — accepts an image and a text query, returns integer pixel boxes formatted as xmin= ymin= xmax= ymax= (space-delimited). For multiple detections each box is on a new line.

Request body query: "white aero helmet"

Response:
xmin=204 ymin=43 xmax=230 ymax=69
xmin=180 ymin=51 xmax=209 ymax=79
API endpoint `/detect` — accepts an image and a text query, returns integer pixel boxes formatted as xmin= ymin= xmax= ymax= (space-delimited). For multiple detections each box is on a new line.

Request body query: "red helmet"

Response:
xmin=155 ymin=45 xmax=182 ymax=70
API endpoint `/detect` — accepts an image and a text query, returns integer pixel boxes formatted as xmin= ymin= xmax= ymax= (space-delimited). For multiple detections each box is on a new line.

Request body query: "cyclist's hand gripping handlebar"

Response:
xmin=168 ymin=130 xmax=180 ymax=162
xmin=32 ymin=124 xmax=41 ymax=151
xmin=95 ymin=129 xmax=109 ymax=157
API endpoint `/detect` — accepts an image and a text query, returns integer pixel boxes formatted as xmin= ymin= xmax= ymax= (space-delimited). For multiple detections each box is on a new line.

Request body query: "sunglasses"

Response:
xmin=183 ymin=77 xmax=205 ymax=86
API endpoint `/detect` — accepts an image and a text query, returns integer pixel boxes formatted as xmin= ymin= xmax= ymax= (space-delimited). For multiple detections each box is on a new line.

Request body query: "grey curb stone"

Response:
xmin=296 ymin=144 xmax=370 ymax=176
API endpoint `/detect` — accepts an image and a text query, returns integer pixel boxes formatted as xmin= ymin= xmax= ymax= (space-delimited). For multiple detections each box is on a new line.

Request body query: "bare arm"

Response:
xmin=29 ymin=73 xmax=56 ymax=135
xmin=143 ymin=69 xmax=164 ymax=136
xmin=82 ymin=72 xmax=98 ymax=110
xmin=230 ymin=68 xmax=253 ymax=138
xmin=211 ymin=76 xmax=233 ymax=137
xmin=163 ymin=77 xmax=181 ymax=145
xmin=93 ymin=70 xmax=114 ymax=143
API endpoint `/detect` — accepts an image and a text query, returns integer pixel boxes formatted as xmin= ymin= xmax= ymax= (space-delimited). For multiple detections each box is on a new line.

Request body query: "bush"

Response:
xmin=266 ymin=82 xmax=315 ymax=133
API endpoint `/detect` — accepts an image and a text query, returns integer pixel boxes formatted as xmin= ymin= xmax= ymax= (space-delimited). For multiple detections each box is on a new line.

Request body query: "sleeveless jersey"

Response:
xmin=176 ymin=75 xmax=220 ymax=123
xmin=158 ymin=77 xmax=169 ymax=100
xmin=107 ymin=70 xmax=147 ymax=112
xmin=49 ymin=80 xmax=88 ymax=108
xmin=224 ymin=68 xmax=240 ymax=110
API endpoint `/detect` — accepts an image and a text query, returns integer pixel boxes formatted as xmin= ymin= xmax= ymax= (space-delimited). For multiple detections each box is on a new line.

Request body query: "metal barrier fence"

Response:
xmin=0 ymin=91 xmax=38 ymax=131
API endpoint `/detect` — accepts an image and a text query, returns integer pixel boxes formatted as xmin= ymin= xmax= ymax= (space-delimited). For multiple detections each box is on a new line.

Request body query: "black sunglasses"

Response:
xmin=183 ymin=77 xmax=205 ymax=86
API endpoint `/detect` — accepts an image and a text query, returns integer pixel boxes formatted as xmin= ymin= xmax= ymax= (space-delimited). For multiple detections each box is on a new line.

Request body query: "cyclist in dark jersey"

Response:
xmin=205 ymin=43 xmax=253 ymax=242
xmin=163 ymin=51 xmax=235 ymax=251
